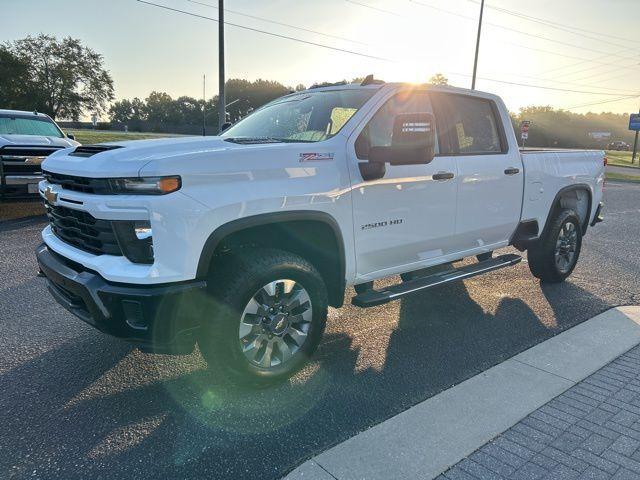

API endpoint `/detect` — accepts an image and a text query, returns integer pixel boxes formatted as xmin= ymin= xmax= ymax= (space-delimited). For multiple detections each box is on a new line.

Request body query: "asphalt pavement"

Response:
xmin=1 ymin=182 xmax=639 ymax=480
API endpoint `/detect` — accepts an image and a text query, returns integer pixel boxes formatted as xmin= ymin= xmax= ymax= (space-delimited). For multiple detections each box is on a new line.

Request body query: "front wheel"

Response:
xmin=528 ymin=209 xmax=582 ymax=283
xmin=199 ymin=248 xmax=328 ymax=384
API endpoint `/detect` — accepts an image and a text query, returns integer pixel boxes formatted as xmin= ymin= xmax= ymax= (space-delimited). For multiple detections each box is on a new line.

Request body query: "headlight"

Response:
xmin=112 ymin=220 xmax=154 ymax=264
xmin=108 ymin=176 xmax=181 ymax=195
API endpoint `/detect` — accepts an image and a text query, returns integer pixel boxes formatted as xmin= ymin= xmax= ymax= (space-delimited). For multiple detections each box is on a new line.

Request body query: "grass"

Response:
xmin=66 ymin=129 xmax=183 ymax=145
xmin=606 ymin=172 xmax=640 ymax=183
xmin=605 ymin=150 xmax=640 ymax=169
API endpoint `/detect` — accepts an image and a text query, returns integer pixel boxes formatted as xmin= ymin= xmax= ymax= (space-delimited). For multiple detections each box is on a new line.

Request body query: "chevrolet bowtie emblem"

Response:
xmin=44 ymin=186 xmax=58 ymax=204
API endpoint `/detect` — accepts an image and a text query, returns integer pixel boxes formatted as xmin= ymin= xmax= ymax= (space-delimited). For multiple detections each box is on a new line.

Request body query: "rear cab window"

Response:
xmin=430 ymin=93 xmax=507 ymax=155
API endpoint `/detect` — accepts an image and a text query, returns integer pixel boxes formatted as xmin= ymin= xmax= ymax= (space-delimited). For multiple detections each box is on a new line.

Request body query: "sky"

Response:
xmin=3 ymin=0 xmax=640 ymax=118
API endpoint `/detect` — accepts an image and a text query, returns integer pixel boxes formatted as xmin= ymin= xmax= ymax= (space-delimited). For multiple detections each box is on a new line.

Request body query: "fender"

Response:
xmin=195 ymin=210 xmax=347 ymax=305
xmin=529 ymin=184 xmax=593 ymax=243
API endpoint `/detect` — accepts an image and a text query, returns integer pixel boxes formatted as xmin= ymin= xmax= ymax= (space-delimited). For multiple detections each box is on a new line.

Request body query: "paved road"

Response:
xmin=1 ymin=182 xmax=639 ymax=480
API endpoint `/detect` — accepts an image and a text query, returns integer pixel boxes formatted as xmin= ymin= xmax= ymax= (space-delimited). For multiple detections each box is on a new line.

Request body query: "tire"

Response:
xmin=527 ymin=208 xmax=582 ymax=283
xmin=199 ymin=248 xmax=328 ymax=385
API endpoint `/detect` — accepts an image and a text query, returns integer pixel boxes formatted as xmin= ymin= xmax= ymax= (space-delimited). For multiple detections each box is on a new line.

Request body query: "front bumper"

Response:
xmin=4 ymin=174 xmax=43 ymax=186
xmin=1 ymin=174 xmax=43 ymax=195
xmin=36 ymin=243 xmax=207 ymax=354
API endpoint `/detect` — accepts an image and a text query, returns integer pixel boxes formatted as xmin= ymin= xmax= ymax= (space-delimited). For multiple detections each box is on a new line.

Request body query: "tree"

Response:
xmin=0 ymin=47 xmax=38 ymax=110
xmin=3 ymin=34 xmax=114 ymax=119
xmin=109 ymin=97 xmax=147 ymax=124
xmin=428 ymin=73 xmax=449 ymax=86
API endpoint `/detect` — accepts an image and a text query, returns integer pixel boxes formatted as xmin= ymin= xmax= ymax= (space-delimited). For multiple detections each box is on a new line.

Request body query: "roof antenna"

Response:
xmin=361 ymin=74 xmax=384 ymax=86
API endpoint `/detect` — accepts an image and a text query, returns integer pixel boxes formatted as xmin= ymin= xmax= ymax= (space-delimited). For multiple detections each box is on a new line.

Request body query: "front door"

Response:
xmin=347 ymin=90 xmax=459 ymax=280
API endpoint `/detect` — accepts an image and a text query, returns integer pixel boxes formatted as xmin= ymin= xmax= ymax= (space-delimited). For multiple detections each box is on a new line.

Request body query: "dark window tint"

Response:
xmin=439 ymin=95 xmax=504 ymax=154
xmin=355 ymin=92 xmax=438 ymax=159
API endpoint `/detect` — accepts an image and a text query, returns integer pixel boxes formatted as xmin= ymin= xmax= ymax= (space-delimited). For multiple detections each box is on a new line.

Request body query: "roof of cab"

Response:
xmin=0 ymin=109 xmax=52 ymax=118
xmin=298 ymin=82 xmax=500 ymax=102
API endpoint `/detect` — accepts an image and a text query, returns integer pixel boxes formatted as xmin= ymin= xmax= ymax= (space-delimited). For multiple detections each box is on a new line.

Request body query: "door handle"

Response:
xmin=433 ymin=172 xmax=455 ymax=181
xmin=504 ymin=167 xmax=520 ymax=175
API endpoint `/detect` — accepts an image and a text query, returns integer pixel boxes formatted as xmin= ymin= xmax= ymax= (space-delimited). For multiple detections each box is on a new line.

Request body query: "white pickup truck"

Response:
xmin=36 ymin=80 xmax=605 ymax=383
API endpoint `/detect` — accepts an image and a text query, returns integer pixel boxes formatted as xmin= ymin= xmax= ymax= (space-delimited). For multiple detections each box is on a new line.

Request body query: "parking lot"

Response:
xmin=1 ymin=181 xmax=639 ymax=480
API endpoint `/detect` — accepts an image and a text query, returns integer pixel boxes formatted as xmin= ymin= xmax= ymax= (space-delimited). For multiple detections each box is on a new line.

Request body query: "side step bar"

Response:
xmin=352 ymin=254 xmax=522 ymax=308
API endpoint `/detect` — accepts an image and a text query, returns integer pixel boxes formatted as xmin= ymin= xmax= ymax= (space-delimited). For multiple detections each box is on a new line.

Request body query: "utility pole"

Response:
xmin=633 ymin=105 xmax=640 ymax=165
xmin=471 ymin=0 xmax=485 ymax=90
xmin=202 ymin=74 xmax=206 ymax=136
xmin=218 ymin=0 xmax=226 ymax=133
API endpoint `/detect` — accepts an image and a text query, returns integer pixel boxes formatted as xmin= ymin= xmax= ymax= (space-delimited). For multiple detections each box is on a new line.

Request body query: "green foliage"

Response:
xmin=0 ymin=47 xmax=36 ymax=110
xmin=109 ymin=78 xmax=293 ymax=129
xmin=428 ymin=73 xmax=449 ymax=86
xmin=511 ymin=106 xmax=634 ymax=148
xmin=2 ymin=34 xmax=114 ymax=120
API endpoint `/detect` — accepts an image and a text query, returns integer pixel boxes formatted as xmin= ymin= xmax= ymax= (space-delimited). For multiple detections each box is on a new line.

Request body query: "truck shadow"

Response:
xmin=0 ymin=276 xmax=612 ymax=480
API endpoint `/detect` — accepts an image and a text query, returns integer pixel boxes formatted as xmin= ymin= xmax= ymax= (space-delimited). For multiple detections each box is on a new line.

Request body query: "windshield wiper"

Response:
xmin=223 ymin=136 xmax=316 ymax=144
xmin=223 ymin=137 xmax=282 ymax=144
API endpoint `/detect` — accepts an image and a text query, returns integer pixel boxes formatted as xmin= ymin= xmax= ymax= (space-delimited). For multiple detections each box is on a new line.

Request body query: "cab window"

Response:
xmin=438 ymin=95 xmax=504 ymax=154
xmin=355 ymin=92 xmax=439 ymax=159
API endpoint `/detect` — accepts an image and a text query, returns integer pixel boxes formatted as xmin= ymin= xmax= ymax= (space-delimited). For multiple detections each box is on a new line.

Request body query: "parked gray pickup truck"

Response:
xmin=0 ymin=110 xmax=79 ymax=198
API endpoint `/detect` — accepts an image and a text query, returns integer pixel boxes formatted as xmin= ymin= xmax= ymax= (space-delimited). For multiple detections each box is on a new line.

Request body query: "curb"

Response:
xmin=285 ymin=306 xmax=640 ymax=480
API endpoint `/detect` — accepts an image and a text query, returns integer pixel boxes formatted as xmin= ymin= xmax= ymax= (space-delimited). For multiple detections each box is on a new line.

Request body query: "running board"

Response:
xmin=351 ymin=254 xmax=522 ymax=308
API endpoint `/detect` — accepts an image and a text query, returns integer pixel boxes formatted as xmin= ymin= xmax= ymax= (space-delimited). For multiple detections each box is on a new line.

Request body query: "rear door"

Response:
xmin=347 ymin=90 xmax=459 ymax=279
xmin=432 ymin=93 xmax=523 ymax=252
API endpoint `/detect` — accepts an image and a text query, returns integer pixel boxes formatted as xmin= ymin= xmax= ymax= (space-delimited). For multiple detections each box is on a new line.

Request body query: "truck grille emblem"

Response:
xmin=44 ymin=186 xmax=58 ymax=204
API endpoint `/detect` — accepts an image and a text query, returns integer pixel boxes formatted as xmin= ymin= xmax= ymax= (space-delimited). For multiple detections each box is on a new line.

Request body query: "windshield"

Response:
xmin=0 ymin=114 xmax=63 ymax=138
xmin=222 ymin=89 xmax=376 ymax=143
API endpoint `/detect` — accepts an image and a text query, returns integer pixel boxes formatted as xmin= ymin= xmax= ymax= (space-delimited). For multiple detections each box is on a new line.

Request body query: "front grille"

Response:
xmin=43 ymin=171 xmax=111 ymax=194
xmin=45 ymin=202 xmax=122 ymax=256
xmin=1 ymin=146 xmax=61 ymax=175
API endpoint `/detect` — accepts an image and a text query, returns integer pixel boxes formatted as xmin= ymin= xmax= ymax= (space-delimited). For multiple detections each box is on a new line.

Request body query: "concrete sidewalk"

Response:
xmin=285 ymin=306 xmax=640 ymax=480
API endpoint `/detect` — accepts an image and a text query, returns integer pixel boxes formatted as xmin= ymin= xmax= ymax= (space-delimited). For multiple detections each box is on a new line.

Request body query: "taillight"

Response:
xmin=603 ymin=156 xmax=608 ymax=166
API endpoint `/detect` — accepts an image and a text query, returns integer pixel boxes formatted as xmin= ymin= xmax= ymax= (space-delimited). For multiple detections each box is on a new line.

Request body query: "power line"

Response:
xmin=137 ymin=0 xmax=395 ymax=62
xmin=184 ymin=0 xmax=371 ymax=46
xmin=139 ymin=0 xmax=637 ymax=100
xmin=448 ymin=72 xmax=639 ymax=97
xmin=486 ymin=71 xmax=639 ymax=95
xmin=410 ymin=0 xmax=638 ymax=61
xmin=465 ymin=0 xmax=640 ymax=49
xmin=348 ymin=0 xmax=640 ymax=87
xmin=565 ymin=94 xmax=640 ymax=110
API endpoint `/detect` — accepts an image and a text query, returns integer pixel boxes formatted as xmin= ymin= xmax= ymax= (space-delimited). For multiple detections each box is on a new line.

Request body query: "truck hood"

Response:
xmin=42 ymin=136 xmax=308 ymax=177
xmin=0 ymin=134 xmax=78 ymax=149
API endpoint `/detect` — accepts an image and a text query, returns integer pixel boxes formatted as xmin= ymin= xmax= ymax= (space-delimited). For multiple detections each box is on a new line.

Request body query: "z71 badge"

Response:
xmin=299 ymin=152 xmax=334 ymax=162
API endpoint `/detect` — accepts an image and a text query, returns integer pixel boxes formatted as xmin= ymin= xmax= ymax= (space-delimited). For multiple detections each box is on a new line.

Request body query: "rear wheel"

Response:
xmin=528 ymin=209 xmax=582 ymax=283
xmin=199 ymin=248 xmax=328 ymax=384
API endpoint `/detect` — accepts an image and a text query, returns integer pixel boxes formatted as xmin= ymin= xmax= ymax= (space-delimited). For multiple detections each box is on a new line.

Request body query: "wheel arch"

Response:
xmin=542 ymin=184 xmax=593 ymax=237
xmin=196 ymin=211 xmax=346 ymax=307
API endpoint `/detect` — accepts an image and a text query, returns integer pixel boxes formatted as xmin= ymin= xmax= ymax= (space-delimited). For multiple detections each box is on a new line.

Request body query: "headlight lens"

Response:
xmin=112 ymin=220 xmax=154 ymax=264
xmin=109 ymin=176 xmax=181 ymax=195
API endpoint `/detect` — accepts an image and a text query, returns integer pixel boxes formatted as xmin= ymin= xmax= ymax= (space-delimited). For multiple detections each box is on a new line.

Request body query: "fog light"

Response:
xmin=134 ymin=224 xmax=152 ymax=240
xmin=112 ymin=220 xmax=154 ymax=264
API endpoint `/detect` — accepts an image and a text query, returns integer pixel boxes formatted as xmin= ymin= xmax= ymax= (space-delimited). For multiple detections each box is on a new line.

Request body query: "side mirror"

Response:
xmin=220 ymin=122 xmax=233 ymax=133
xmin=66 ymin=133 xmax=75 ymax=140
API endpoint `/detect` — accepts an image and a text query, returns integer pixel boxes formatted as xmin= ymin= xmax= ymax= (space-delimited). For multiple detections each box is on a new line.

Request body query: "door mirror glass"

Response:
xmin=368 ymin=113 xmax=436 ymax=165
xmin=66 ymin=133 xmax=75 ymax=140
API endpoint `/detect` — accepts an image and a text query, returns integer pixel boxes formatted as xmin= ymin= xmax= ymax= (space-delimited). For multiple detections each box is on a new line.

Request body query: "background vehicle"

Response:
xmin=35 ymin=81 xmax=605 ymax=383
xmin=0 ymin=110 xmax=79 ymax=198
xmin=607 ymin=140 xmax=630 ymax=151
